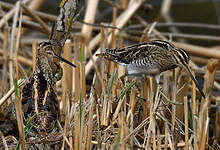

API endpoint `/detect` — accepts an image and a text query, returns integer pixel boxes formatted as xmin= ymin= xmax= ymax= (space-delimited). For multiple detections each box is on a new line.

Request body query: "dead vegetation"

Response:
xmin=0 ymin=0 xmax=220 ymax=149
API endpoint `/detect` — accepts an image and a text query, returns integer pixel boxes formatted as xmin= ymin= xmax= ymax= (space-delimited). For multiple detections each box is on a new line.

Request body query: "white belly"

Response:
xmin=126 ymin=64 xmax=160 ymax=76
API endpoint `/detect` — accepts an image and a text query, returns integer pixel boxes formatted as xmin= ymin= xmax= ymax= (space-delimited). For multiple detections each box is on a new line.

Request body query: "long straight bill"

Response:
xmin=54 ymin=53 xmax=76 ymax=68
xmin=185 ymin=65 xmax=205 ymax=98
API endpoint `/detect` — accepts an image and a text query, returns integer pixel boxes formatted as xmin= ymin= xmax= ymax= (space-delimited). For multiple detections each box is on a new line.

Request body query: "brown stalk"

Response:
xmin=2 ymin=28 xmax=8 ymax=95
xmin=79 ymin=45 xmax=86 ymax=101
xmin=73 ymin=37 xmax=80 ymax=150
xmin=62 ymin=94 xmax=70 ymax=150
xmin=74 ymin=110 xmax=79 ymax=150
xmin=142 ymin=77 xmax=150 ymax=119
xmin=121 ymin=0 xmax=128 ymax=9
xmin=81 ymin=0 xmax=99 ymax=50
xmin=79 ymin=37 xmax=86 ymax=150
xmin=32 ymin=41 xmax=38 ymax=69
xmin=198 ymin=59 xmax=219 ymax=150
xmin=113 ymin=96 xmax=126 ymax=121
xmin=191 ymin=70 xmax=198 ymax=150
xmin=184 ymin=97 xmax=189 ymax=150
xmin=64 ymin=136 xmax=74 ymax=150
xmin=14 ymin=6 xmax=26 ymax=150
xmin=171 ymin=69 xmax=177 ymax=148
xmin=117 ymin=113 xmax=123 ymax=149
xmin=164 ymin=122 xmax=168 ymax=150
xmin=176 ymin=69 xmax=189 ymax=122
xmin=73 ymin=37 xmax=80 ymax=102
xmin=14 ymin=3 xmax=22 ymax=83
xmin=117 ymin=37 xmax=125 ymax=78
xmin=86 ymin=86 xmax=96 ymax=150
xmin=61 ymin=39 xmax=73 ymax=122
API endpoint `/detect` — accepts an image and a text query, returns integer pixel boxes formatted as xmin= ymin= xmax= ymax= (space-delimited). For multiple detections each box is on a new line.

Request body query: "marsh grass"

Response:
xmin=0 ymin=0 xmax=220 ymax=149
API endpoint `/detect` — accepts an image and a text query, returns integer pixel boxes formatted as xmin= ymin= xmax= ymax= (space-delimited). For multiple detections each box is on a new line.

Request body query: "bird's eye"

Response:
xmin=46 ymin=50 xmax=54 ymax=56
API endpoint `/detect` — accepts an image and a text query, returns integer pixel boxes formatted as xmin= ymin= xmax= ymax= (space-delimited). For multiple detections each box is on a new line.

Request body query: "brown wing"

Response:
xmin=103 ymin=40 xmax=175 ymax=65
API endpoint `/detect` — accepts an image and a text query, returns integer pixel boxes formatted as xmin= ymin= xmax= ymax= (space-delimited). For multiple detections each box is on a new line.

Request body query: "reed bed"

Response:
xmin=0 ymin=0 xmax=220 ymax=149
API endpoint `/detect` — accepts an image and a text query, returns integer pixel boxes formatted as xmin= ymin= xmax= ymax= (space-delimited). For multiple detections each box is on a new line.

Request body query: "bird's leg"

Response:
xmin=155 ymin=74 xmax=161 ymax=86
xmin=154 ymin=74 xmax=162 ymax=98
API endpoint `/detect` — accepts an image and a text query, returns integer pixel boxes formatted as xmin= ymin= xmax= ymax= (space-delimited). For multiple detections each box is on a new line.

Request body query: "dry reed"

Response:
xmin=1 ymin=0 xmax=220 ymax=149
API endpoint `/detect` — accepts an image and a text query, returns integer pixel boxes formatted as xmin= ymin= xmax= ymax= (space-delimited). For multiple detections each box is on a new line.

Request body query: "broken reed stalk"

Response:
xmin=61 ymin=39 xmax=73 ymax=122
xmin=9 ymin=1 xmax=20 ymax=94
xmin=73 ymin=37 xmax=80 ymax=150
xmin=79 ymin=37 xmax=86 ymax=101
xmin=86 ymin=84 xmax=95 ymax=150
xmin=14 ymin=6 xmax=26 ymax=150
xmin=73 ymin=37 xmax=80 ymax=102
xmin=32 ymin=41 xmax=38 ymax=69
xmin=198 ymin=59 xmax=219 ymax=149
xmin=164 ymin=122 xmax=168 ymax=150
xmin=171 ymin=69 xmax=177 ymax=148
xmin=74 ymin=109 xmax=80 ymax=150
xmin=184 ymin=96 xmax=189 ymax=150
xmin=62 ymin=94 xmax=70 ymax=150
xmin=14 ymin=8 xmax=23 ymax=81
xmin=191 ymin=70 xmax=198 ymax=150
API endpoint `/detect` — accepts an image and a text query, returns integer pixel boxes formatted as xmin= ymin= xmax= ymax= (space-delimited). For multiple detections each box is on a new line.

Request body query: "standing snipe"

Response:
xmin=96 ymin=40 xmax=205 ymax=98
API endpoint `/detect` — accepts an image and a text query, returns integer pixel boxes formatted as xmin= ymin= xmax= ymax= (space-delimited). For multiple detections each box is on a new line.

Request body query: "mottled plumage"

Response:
xmin=21 ymin=41 xmax=76 ymax=135
xmin=96 ymin=40 xmax=205 ymax=98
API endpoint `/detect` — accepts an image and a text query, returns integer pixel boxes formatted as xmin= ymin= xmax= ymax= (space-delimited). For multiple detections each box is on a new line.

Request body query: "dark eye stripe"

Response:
xmin=177 ymin=49 xmax=189 ymax=63
xmin=153 ymin=40 xmax=176 ymax=49
xmin=39 ymin=41 xmax=52 ymax=48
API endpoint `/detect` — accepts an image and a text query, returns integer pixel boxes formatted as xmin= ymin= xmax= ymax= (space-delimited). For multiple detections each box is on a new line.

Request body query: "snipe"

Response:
xmin=96 ymin=40 xmax=205 ymax=98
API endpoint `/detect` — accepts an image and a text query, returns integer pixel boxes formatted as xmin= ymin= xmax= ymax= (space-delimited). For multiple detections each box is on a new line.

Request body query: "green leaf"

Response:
xmin=79 ymin=47 xmax=84 ymax=63
xmin=13 ymin=79 xmax=19 ymax=97
xmin=117 ymin=82 xmax=134 ymax=102
xmin=114 ymin=132 xmax=120 ymax=150
xmin=108 ymin=70 xmax=116 ymax=97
